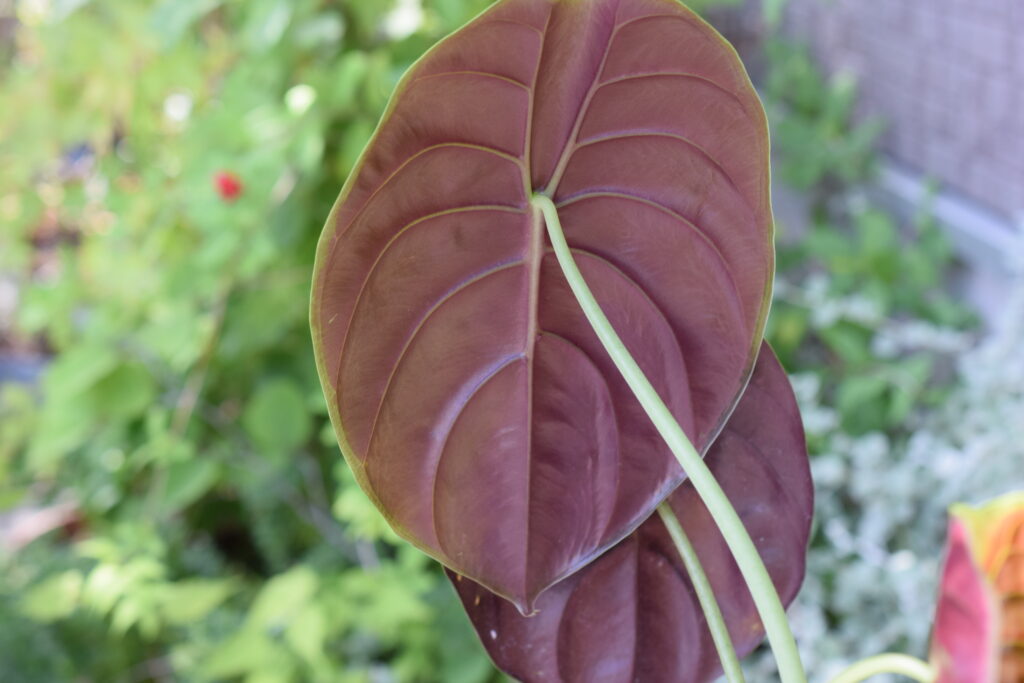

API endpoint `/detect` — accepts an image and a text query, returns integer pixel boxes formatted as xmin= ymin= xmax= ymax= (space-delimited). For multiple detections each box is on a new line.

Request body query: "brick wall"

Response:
xmin=775 ymin=0 xmax=1024 ymax=224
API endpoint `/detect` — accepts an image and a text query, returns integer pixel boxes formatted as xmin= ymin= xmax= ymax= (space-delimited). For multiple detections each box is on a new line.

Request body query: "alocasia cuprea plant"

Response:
xmin=310 ymin=0 xmax=808 ymax=679
xmin=309 ymin=0 xmax=990 ymax=680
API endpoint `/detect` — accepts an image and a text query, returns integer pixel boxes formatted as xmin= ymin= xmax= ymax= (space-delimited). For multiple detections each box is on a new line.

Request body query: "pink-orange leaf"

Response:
xmin=931 ymin=493 xmax=1024 ymax=683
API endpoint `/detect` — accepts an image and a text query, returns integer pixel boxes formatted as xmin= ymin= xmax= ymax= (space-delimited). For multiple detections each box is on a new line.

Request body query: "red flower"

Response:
xmin=214 ymin=171 xmax=243 ymax=201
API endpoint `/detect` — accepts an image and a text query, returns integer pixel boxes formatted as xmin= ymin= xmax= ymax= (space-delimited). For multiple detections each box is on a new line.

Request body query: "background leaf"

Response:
xmin=243 ymin=378 xmax=313 ymax=456
xmin=931 ymin=495 xmax=1024 ymax=682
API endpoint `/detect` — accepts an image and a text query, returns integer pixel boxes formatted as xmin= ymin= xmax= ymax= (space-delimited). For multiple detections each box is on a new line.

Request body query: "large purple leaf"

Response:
xmin=311 ymin=0 xmax=773 ymax=612
xmin=449 ymin=345 xmax=812 ymax=683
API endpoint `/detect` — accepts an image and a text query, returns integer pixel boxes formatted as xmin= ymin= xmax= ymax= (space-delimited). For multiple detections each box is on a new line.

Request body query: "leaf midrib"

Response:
xmin=519 ymin=5 xmax=553 ymax=605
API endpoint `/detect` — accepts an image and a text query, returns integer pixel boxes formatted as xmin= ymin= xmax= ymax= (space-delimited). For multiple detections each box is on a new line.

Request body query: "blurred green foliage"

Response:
xmin=764 ymin=40 xmax=884 ymax=199
xmin=770 ymin=203 xmax=972 ymax=438
xmin=0 ymin=1 xmax=503 ymax=681
xmin=0 ymin=0 xmax=974 ymax=681
xmin=761 ymin=42 xmax=975 ymax=443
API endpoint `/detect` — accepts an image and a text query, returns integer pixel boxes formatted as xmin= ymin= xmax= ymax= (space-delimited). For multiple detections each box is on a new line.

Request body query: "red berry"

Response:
xmin=214 ymin=171 xmax=243 ymax=201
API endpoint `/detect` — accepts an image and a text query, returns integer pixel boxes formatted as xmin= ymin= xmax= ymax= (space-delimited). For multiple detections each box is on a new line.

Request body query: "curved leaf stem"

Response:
xmin=826 ymin=654 xmax=936 ymax=683
xmin=657 ymin=503 xmax=746 ymax=683
xmin=531 ymin=193 xmax=807 ymax=683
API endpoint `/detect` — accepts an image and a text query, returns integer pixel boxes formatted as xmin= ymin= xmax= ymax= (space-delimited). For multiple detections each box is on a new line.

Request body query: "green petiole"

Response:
xmin=827 ymin=654 xmax=936 ymax=683
xmin=658 ymin=503 xmax=746 ymax=683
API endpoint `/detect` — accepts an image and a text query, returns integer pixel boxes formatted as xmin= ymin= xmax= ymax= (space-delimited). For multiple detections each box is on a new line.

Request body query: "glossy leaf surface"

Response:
xmin=931 ymin=493 xmax=1024 ymax=683
xmin=311 ymin=0 xmax=773 ymax=611
xmin=450 ymin=345 xmax=813 ymax=682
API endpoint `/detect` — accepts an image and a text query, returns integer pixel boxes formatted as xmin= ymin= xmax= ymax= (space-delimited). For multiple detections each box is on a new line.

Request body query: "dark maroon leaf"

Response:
xmin=311 ymin=0 xmax=773 ymax=612
xmin=449 ymin=345 xmax=813 ymax=683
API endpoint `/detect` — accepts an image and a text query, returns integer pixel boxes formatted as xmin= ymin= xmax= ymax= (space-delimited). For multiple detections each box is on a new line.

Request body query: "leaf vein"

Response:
xmin=413 ymin=70 xmax=530 ymax=91
xmin=362 ymin=260 xmax=526 ymax=463
xmin=340 ymin=204 xmax=526 ymax=390
xmin=596 ymin=72 xmax=745 ymax=108
xmin=554 ymin=191 xmax=743 ymax=308
xmin=431 ymin=353 xmax=526 ymax=557
xmin=574 ymin=130 xmax=747 ymax=210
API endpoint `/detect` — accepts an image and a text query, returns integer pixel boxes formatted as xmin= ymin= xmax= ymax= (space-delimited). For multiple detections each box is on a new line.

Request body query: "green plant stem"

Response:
xmin=827 ymin=654 xmax=936 ymax=683
xmin=531 ymin=193 xmax=807 ymax=683
xmin=657 ymin=503 xmax=746 ymax=683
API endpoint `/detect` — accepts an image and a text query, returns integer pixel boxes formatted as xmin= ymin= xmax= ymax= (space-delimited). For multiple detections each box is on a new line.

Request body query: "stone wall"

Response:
xmin=777 ymin=0 xmax=1024 ymax=225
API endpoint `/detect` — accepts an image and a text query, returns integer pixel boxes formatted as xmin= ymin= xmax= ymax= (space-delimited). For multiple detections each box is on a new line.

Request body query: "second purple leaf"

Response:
xmin=450 ymin=345 xmax=813 ymax=683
